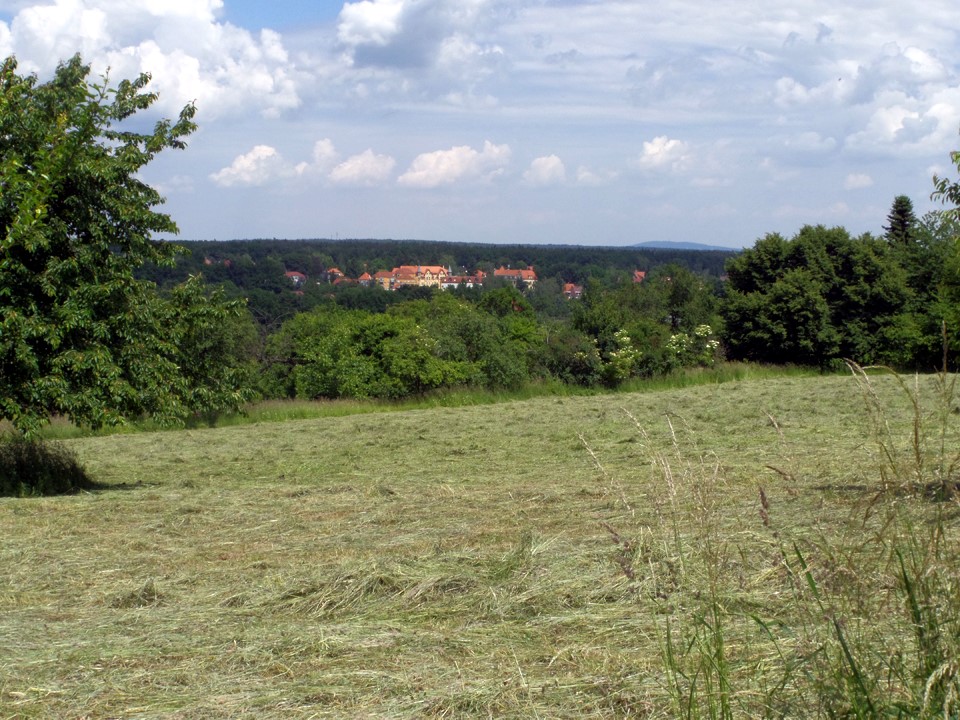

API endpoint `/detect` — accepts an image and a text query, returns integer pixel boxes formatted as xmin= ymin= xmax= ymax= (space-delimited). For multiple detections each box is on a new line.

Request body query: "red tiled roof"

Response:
xmin=494 ymin=266 xmax=537 ymax=281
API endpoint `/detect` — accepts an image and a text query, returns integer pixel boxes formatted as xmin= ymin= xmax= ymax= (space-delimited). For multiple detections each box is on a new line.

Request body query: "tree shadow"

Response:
xmin=0 ymin=437 xmax=95 ymax=497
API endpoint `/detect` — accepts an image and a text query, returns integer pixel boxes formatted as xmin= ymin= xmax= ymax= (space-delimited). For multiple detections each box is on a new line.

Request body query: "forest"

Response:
xmin=135 ymin=198 xmax=960 ymax=408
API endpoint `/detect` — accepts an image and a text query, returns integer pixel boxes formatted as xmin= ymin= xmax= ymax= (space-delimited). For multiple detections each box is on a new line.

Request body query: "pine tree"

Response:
xmin=883 ymin=195 xmax=917 ymax=244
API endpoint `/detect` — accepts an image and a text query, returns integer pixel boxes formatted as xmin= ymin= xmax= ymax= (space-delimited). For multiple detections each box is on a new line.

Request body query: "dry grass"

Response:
xmin=1 ymin=373 xmax=957 ymax=717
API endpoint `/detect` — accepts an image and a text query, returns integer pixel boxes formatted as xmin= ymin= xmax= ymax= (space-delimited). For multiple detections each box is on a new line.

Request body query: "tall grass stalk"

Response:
xmin=592 ymin=365 xmax=960 ymax=718
xmin=847 ymin=359 xmax=960 ymax=498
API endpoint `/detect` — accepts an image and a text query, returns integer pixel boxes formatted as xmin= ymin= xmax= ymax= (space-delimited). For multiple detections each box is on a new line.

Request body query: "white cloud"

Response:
xmin=334 ymin=0 xmax=507 ymax=104
xmin=523 ymin=155 xmax=566 ymax=187
xmin=328 ymin=149 xmax=396 ymax=186
xmin=1 ymin=0 xmax=301 ymax=119
xmin=637 ymin=136 xmax=690 ymax=172
xmin=212 ymin=139 xmax=396 ymax=188
xmin=293 ymin=139 xmax=340 ymax=177
xmin=398 ymin=140 xmax=511 ymax=188
xmin=210 ymin=145 xmax=291 ymax=187
xmin=11 ymin=0 xmax=960 ymax=246
xmin=311 ymin=139 xmax=339 ymax=169
xmin=844 ymin=173 xmax=874 ymax=190
xmin=337 ymin=0 xmax=405 ymax=47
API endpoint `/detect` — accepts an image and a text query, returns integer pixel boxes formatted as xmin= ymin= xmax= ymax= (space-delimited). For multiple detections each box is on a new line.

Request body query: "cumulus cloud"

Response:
xmin=337 ymin=0 xmax=406 ymax=48
xmin=212 ymin=139 xmax=396 ymax=188
xmin=11 ymin=0 xmax=960 ymax=245
xmin=292 ymin=139 xmax=340 ymax=177
xmin=210 ymin=145 xmax=291 ymax=187
xmin=523 ymin=155 xmax=566 ymax=186
xmin=844 ymin=87 xmax=960 ymax=156
xmin=398 ymin=140 xmax=511 ymax=188
xmin=637 ymin=136 xmax=690 ymax=173
xmin=328 ymin=149 xmax=397 ymax=186
xmin=1 ymin=0 xmax=301 ymax=119
xmin=334 ymin=0 xmax=507 ymax=103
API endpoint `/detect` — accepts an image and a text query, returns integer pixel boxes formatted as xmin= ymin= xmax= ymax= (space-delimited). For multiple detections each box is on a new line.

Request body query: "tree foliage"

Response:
xmin=932 ymin=147 xmax=960 ymax=226
xmin=263 ymin=306 xmax=477 ymax=400
xmin=723 ymin=225 xmax=914 ymax=368
xmin=0 ymin=55 xmax=251 ymax=435
xmin=883 ymin=195 xmax=918 ymax=244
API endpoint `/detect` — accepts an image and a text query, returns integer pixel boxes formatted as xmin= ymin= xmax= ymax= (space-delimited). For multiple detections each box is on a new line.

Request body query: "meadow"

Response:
xmin=2 ymin=369 xmax=959 ymax=718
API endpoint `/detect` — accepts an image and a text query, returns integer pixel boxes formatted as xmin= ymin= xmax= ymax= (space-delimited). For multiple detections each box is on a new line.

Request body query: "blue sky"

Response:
xmin=2 ymin=0 xmax=960 ymax=248
xmin=223 ymin=1 xmax=341 ymax=32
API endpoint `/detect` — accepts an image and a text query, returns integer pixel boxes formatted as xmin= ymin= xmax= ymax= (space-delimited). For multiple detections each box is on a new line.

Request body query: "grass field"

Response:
xmin=2 ymin=371 xmax=959 ymax=717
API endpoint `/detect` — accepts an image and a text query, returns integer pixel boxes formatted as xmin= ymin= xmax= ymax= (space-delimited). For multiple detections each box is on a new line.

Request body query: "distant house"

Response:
xmin=204 ymin=256 xmax=232 ymax=268
xmin=373 ymin=270 xmax=395 ymax=291
xmin=563 ymin=282 xmax=583 ymax=300
xmin=441 ymin=272 xmax=485 ymax=290
xmin=326 ymin=267 xmax=346 ymax=283
xmin=633 ymin=270 xmax=647 ymax=283
xmin=493 ymin=266 xmax=538 ymax=287
xmin=358 ymin=272 xmax=373 ymax=287
xmin=285 ymin=271 xmax=307 ymax=289
xmin=376 ymin=265 xmax=450 ymax=290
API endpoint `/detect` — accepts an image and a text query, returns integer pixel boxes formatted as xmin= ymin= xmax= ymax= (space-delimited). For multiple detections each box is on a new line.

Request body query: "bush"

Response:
xmin=0 ymin=436 xmax=92 ymax=497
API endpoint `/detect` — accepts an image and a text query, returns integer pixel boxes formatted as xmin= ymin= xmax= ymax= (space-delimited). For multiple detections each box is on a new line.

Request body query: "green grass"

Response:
xmin=1 ymin=371 xmax=958 ymax=717
xmin=6 ymin=361 xmax=818 ymax=439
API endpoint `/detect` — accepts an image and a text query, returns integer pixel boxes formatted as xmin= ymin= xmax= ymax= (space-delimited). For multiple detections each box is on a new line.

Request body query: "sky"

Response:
xmin=1 ymin=0 xmax=959 ymax=248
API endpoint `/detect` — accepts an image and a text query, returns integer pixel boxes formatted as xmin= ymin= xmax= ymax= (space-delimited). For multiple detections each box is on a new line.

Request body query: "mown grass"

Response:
xmin=1 ymin=371 xmax=957 ymax=717
xmin=10 ymin=361 xmax=822 ymax=440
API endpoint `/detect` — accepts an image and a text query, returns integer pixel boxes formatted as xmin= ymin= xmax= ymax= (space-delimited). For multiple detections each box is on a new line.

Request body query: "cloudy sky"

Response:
xmin=2 ymin=0 xmax=959 ymax=248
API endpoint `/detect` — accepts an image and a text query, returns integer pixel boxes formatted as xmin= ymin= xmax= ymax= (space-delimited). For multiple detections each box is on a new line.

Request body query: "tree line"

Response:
xmin=3 ymin=55 xmax=960 ymax=438
xmin=137 ymin=238 xmax=734 ymax=331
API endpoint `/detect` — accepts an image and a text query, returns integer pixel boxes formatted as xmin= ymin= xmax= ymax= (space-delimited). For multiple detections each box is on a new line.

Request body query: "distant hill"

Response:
xmin=632 ymin=241 xmax=739 ymax=251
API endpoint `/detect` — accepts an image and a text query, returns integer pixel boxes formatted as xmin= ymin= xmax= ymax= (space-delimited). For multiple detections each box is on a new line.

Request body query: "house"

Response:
xmin=563 ymin=282 xmax=583 ymax=300
xmin=358 ymin=272 xmax=373 ymax=287
xmin=441 ymin=272 xmax=485 ymax=290
xmin=493 ymin=266 xmax=538 ymax=287
xmin=379 ymin=265 xmax=450 ymax=290
xmin=285 ymin=271 xmax=307 ymax=289
xmin=633 ymin=270 xmax=647 ymax=283
xmin=373 ymin=270 xmax=395 ymax=291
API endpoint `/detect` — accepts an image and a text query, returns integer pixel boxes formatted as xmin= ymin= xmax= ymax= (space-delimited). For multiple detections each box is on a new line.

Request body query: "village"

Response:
xmin=278 ymin=263 xmax=648 ymax=300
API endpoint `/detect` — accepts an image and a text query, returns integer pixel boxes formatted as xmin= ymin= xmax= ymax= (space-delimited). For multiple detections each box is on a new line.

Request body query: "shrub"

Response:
xmin=0 ymin=436 xmax=92 ymax=497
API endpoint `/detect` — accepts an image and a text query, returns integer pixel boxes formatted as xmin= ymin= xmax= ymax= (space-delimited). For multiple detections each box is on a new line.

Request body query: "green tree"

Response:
xmin=266 ymin=306 xmax=475 ymax=400
xmin=932 ymin=145 xmax=960 ymax=225
xmin=929 ymin=143 xmax=960 ymax=364
xmin=0 ymin=55 xmax=248 ymax=435
xmin=724 ymin=267 xmax=837 ymax=365
xmin=162 ymin=276 xmax=259 ymax=424
xmin=722 ymin=226 xmax=911 ymax=367
xmin=883 ymin=195 xmax=918 ymax=244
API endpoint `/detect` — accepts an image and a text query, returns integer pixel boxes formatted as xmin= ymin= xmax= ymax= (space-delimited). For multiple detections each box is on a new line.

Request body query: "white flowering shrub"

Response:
xmin=666 ymin=324 xmax=721 ymax=368
xmin=603 ymin=329 xmax=642 ymax=384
